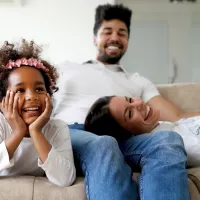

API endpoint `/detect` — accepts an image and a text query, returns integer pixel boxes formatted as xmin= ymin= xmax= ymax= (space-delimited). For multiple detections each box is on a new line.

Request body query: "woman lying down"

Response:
xmin=85 ymin=96 xmax=200 ymax=167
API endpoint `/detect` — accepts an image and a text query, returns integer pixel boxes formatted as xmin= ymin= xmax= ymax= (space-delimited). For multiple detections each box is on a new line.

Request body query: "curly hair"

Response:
xmin=84 ymin=96 xmax=133 ymax=141
xmin=0 ymin=39 xmax=58 ymax=102
xmin=93 ymin=4 xmax=132 ymax=36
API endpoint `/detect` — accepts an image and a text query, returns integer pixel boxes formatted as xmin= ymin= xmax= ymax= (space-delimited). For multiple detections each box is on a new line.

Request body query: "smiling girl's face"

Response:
xmin=7 ymin=66 xmax=47 ymax=125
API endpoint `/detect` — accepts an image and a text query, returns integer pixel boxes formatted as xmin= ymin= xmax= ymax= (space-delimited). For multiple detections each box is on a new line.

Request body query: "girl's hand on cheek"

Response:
xmin=29 ymin=93 xmax=52 ymax=134
xmin=1 ymin=90 xmax=27 ymax=137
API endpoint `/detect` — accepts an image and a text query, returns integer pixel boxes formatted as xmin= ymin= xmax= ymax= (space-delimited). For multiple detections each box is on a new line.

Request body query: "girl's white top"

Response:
xmin=0 ymin=113 xmax=76 ymax=187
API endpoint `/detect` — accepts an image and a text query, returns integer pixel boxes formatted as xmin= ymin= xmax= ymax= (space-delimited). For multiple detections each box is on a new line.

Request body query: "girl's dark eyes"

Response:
xmin=36 ymin=87 xmax=45 ymax=92
xmin=16 ymin=88 xmax=24 ymax=93
xmin=15 ymin=87 xmax=45 ymax=93
xmin=129 ymin=98 xmax=132 ymax=103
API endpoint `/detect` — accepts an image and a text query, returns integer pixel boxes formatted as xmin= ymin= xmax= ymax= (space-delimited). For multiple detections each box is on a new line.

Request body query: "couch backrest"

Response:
xmin=157 ymin=83 xmax=200 ymax=112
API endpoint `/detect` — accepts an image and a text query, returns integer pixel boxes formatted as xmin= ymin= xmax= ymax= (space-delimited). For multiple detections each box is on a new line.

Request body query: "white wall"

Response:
xmin=121 ymin=0 xmax=200 ymax=83
xmin=0 ymin=0 xmax=114 ymax=64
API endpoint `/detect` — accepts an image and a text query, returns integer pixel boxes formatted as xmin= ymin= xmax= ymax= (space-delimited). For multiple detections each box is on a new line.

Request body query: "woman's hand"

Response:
xmin=1 ymin=90 xmax=27 ymax=137
xmin=29 ymin=93 xmax=52 ymax=134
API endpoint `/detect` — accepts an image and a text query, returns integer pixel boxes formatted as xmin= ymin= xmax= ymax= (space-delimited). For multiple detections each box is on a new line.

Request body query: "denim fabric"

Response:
xmin=69 ymin=123 xmax=190 ymax=200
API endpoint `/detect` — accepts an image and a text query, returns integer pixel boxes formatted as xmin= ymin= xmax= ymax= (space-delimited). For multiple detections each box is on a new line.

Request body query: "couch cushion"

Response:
xmin=33 ymin=177 xmax=87 ymax=200
xmin=0 ymin=176 xmax=34 ymax=200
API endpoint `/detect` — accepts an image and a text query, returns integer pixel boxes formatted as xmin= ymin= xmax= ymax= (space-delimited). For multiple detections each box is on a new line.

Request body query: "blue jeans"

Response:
xmin=69 ymin=123 xmax=190 ymax=200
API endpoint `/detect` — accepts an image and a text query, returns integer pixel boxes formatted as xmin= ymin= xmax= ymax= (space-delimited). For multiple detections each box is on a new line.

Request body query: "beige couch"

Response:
xmin=0 ymin=83 xmax=200 ymax=200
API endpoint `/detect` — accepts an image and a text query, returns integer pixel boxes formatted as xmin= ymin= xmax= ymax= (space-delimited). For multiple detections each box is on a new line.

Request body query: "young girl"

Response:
xmin=0 ymin=40 xmax=75 ymax=186
xmin=85 ymin=95 xmax=200 ymax=167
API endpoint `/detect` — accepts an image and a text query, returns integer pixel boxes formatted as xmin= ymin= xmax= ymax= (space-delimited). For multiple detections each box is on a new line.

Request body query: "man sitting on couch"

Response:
xmin=53 ymin=3 xmax=195 ymax=200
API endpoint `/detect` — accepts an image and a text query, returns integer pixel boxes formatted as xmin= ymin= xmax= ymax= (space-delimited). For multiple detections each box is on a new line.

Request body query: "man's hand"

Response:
xmin=1 ymin=90 xmax=27 ymax=137
xmin=29 ymin=93 xmax=52 ymax=134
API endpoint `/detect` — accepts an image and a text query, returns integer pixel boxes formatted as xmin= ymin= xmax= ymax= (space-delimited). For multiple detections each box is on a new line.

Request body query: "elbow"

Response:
xmin=63 ymin=166 xmax=76 ymax=187
xmin=56 ymin=165 xmax=76 ymax=187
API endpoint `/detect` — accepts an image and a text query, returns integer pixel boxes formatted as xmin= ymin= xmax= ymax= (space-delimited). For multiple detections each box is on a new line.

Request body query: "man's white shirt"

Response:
xmin=53 ymin=60 xmax=159 ymax=124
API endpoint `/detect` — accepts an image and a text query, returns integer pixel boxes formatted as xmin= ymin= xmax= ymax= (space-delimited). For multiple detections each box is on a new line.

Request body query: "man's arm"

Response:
xmin=148 ymin=95 xmax=200 ymax=122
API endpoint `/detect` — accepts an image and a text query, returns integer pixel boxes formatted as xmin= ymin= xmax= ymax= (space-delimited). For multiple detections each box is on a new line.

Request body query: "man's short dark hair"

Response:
xmin=93 ymin=4 xmax=132 ymax=36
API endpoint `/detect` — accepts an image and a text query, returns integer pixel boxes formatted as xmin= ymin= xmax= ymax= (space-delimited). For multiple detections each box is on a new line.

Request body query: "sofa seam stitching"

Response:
xmin=32 ymin=177 xmax=36 ymax=200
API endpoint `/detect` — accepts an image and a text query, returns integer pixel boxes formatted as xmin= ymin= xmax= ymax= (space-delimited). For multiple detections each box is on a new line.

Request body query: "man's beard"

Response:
xmin=98 ymin=51 xmax=125 ymax=64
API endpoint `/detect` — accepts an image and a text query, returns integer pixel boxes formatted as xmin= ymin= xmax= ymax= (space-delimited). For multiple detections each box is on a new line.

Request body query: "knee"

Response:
xmin=91 ymin=135 xmax=119 ymax=151
xmin=153 ymin=131 xmax=184 ymax=147
xmin=82 ymin=136 xmax=122 ymax=163
xmin=85 ymin=136 xmax=120 ymax=158
xmin=151 ymin=131 xmax=187 ymax=160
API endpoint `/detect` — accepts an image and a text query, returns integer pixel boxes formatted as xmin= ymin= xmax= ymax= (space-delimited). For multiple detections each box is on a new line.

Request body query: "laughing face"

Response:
xmin=94 ymin=19 xmax=129 ymax=64
xmin=8 ymin=66 xmax=47 ymax=125
xmin=108 ymin=96 xmax=160 ymax=134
